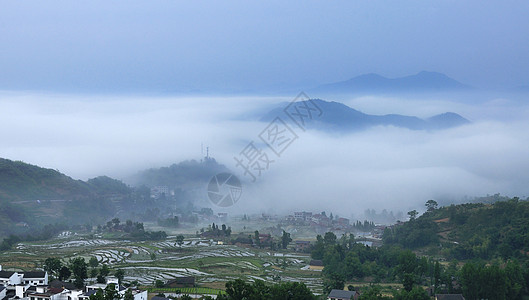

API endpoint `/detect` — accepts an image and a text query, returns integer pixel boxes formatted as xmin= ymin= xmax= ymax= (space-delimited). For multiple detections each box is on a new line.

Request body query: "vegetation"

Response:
xmin=97 ymin=218 xmax=167 ymax=241
xmin=383 ymin=198 xmax=529 ymax=260
xmin=217 ymin=279 xmax=316 ymax=300
xmin=201 ymin=223 xmax=232 ymax=238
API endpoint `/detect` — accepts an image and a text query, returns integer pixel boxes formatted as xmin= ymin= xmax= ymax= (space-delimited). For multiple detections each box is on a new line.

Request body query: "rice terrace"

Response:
xmin=1 ymin=228 xmax=322 ymax=297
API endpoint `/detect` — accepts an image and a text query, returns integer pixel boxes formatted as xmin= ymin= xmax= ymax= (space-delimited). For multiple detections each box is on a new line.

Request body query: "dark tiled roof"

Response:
xmin=84 ymin=290 xmax=98 ymax=296
xmin=0 ymin=271 xmax=15 ymax=278
xmin=49 ymin=280 xmax=76 ymax=290
xmin=22 ymin=271 xmax=46 ymax=278
xmin=309 ymin=260 xmax=324 ymax=266
xmin=436 ymin=294 xmax=465 ymax=300
xmin=49 ymin=287 xmax=64 ymax=294
xmin=0 ymin=286 xmax=5 ymax=292
xmin=152 ymin=296 xmax=171 ymax=300
xmin=328 ymin=289 xmax=356 ymax=299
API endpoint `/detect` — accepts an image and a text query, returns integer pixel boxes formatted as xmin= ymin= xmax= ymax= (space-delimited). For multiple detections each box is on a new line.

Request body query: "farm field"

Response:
xmin=0 ymin=231 xmax=324 ymax=294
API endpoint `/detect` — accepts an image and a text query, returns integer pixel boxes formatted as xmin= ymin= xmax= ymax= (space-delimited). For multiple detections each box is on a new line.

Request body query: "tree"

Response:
xmin=114 ymin=269 xmax=125 ymax=285
xmin=112 ymin=218 xmax=120 ymax=228
xmin=397 ymin=250 xmax=418 ymax=292
xmin=59 ymin=266 xmax=71 ymax=281
xmin=100 ymin=264 xmax=110 ymax=277
xmin=176 ymin=235 xmax=185 ymax=246
xmin=89 ymin=289 xmax=105 ymax=300
xmin=425 ymin=200 xmax=438 ymax=211
xmin=97 ymin=274 xmax=106 ymax=284
xmin=407 ymin=210 xmax=418 ymax=220
xmin=270 ymin=282 xmax=316 ymax=299
xmin=155 ymin=280 xmax=164 ymax=288
xmin=323 ymin=273 xmax=345 ymax=294
xmin=180 ymin=295 xmax=192 ymax=300
xmin=504 ymin=261 xmax=524 ymax=300
xmin=104 ymin=283 xmax=120 ymax=300
xmin=70 ymin=257 xmax=88 ymax=288
xmin=254 ymin=230 xmax=261 ymax=248
xmin=460 ymin=262 xmax=479 ymax=300
xmin=224 ymin=279 xmax=250 ymax=300
xmin=323 ymin=232 xmax=337 ymax=246
xmin=123 ymin=289 xmax=133 ymax=300
xmin=150 ymin=253 xmax=156 ymax=260
xmin=44 ymin=257 xmax=62 ymax=278
xmin=359 ymin=285 xmax=391 ymax=300
xmin=90 ymin=268 xmax=99 ymax=279
xmin=89 ymin=256 xmax=99 ymax=268
xmin=393 ymin=286 xmax=429 ymax=300
xmin=434 ymin=261 xmax=441 ymax=290
xmin=311 ymin=235 xmax=325 ymax=260
xmin=281 ymin=230 xmax=292 ymax=249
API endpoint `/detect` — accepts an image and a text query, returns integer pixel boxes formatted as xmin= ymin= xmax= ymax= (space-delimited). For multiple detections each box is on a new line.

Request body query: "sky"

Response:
xmin=1 ymin=1 xmax=529 ymax=92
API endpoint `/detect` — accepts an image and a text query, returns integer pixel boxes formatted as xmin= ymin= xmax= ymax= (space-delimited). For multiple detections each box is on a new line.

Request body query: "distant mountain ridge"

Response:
xmin=261 ymin=99 xmax=470 ymax=131
xmin=311 ymin=71 xmax=471 ymax=94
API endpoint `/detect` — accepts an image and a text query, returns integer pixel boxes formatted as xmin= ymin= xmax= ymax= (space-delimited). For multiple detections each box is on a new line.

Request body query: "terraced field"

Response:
xmin=0 ymin=231 xmax=324 ymax=294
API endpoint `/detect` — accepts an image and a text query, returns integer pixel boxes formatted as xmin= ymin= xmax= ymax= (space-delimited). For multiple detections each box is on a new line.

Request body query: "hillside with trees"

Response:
xmin=0 ymin=158 xmax=132 ymax=238
xmin=383 ymin=198 xmax=529 ymax=260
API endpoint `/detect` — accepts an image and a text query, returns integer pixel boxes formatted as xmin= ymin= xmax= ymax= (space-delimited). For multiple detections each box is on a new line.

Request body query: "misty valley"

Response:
xmin=2 ymin=90 xmax=529 ymax=300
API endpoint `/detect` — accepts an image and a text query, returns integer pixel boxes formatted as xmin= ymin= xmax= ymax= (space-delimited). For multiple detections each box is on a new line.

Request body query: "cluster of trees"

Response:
xmin=351 ymin=220 xmax=376 ymax=232
xmin=459 ymin=260 xmax=529 ymax=300
xmin=252 ymin=230 xmax=291 ymax=251
xmin=44 ymin=257 xmax=125 ymax=289
xmin=157 ymin=216 xmax=179 ymax=227
xmin=383 ymin=198 xmax=529 ymax=261
xmin=97 ymin=218 xmax=167 ymax=241
xmin=0 ymin=223 xmax=69 ymax=251
xmin=364 ymin=208 xmax=404 ymax=224
xmin=88 ymin=283 xmax=134 ymax=300
xmin=311 ymin=231 xmax=430 ymax=298
xmin=87 ymin=257 xmax=125 ymax=284
xmin=216 ymin=279 xmax=316 ymax=300
xmin=44 ymin=257 xmax=87 ymax=288
xmin=201 ymin=223 xmax=232 ymax=238
xmin=382 ymin=217 xmax=439 ymax=248
xmin=316 ymin=230 xmax=529 ymax=298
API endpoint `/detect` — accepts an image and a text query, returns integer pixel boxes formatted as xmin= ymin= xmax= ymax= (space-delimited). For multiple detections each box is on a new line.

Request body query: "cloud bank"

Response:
xmin=1 ymin=91 xmax=529 ymax=216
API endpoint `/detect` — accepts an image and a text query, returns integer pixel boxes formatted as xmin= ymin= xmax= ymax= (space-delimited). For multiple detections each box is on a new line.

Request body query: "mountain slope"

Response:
xmin=0 ymin=158 xmax=133 ymax=236
xmin=0 ymin=158 xmax=93 ymax=201
xmin=383 ymin=198 xmax=529 ymax=260
xmin=311 ymin=71 xmax=471 ymax=94
xmin=261 ymin=99 xmax=470 ymax=131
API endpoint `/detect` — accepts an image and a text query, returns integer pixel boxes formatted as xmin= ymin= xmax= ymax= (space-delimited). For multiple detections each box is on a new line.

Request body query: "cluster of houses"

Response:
xmin=0 ymin=267 xmax=145 ymax=300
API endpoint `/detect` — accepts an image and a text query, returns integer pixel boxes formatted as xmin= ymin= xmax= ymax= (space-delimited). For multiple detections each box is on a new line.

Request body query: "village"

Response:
xmin=0 ymin=209 xmax=397 ymax=300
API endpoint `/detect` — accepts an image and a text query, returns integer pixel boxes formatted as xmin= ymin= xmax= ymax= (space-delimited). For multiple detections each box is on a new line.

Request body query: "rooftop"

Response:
xmin=328 ymin=289 xmax=357 ymax=299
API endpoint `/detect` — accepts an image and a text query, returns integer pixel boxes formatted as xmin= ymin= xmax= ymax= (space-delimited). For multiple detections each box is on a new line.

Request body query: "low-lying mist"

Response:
xmin=1 ymin=91 xmax=528 ymax=217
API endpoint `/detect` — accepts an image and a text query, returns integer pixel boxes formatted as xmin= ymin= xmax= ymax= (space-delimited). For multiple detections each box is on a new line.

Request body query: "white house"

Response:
xmin=0 ymin=270 xmax=47 ymax=287
xmin=0 ymin=271 xmax=22 ymax=286
xmin=21 ymin=272 xmax=48 ymax=286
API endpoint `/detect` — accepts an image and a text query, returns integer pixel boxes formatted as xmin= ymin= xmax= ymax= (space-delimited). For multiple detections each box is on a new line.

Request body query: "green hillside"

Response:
xmin=0 ymin=158 xmax=132 ymax=238
xmin=383 ymin=198 xmax=529 ymax=261
xmin=0 ymin=158 xmax=92 ymax=201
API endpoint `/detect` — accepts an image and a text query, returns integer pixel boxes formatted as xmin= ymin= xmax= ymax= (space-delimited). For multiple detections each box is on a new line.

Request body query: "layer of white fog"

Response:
xmin=1 ymin=91 xmax=529 ymax=216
